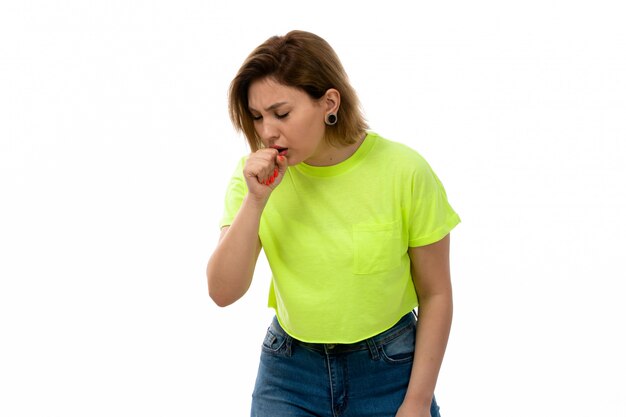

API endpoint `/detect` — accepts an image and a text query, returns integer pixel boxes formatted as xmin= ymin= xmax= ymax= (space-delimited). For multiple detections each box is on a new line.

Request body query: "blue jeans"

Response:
xmin=251 ymin=312 xmax=441 ymax=417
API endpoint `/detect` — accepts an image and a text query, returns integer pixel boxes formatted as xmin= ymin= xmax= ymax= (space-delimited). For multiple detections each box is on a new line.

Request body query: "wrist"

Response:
xmin=403 ymin=391 xmax=434 ymax=408
xmin=242 ymin=193 xmax=269 ymax=212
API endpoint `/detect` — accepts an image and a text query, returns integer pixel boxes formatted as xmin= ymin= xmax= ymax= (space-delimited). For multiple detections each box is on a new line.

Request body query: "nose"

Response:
xmin=258 ymin=119 xmax=279 ymax=142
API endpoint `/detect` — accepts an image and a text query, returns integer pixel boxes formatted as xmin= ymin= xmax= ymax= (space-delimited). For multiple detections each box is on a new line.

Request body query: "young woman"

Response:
xmin=207 ymin=30 xmax=460 ymax=417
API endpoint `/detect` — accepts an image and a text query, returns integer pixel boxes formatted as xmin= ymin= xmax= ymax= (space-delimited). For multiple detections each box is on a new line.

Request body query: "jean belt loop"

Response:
xmin=285 ymin=334 xmax=293 ymax=357
xmin=366 ymin=338 xmax=379 ymax=360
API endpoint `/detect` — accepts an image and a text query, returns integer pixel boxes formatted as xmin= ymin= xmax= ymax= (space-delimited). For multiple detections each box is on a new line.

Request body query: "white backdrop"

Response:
xmin=1 ymin=1 xmax=625 ymax=416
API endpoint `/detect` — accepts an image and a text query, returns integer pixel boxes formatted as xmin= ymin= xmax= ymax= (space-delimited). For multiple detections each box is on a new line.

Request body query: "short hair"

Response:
xmin=228 ymin=30 xmax=368 ymax=152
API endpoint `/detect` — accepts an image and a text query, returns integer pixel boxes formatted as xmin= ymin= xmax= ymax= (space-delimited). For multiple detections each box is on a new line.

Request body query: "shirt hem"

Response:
xmin=271 ymin=305 xmax=419 ymax=344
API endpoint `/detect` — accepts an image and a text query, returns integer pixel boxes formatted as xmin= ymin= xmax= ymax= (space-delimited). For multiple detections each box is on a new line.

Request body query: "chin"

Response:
xmin=284 ymin=153 xmax=299 ymax=166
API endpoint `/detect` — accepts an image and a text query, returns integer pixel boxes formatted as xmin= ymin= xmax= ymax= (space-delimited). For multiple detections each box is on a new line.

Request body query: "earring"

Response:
xmin=325 ymin=113 xmax=337 ymax=126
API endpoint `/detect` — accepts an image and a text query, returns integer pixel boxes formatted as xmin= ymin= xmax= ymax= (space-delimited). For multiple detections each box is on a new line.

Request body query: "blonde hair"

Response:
xmin=229 ymin=30 xmax=368 ymax=151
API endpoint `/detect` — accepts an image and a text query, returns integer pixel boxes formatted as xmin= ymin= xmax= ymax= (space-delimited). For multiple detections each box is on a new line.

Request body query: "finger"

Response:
xmin=249 ymin=162 xmax=275 ymax=186
xmin=275 ymin=154 xmax=288 ymax=174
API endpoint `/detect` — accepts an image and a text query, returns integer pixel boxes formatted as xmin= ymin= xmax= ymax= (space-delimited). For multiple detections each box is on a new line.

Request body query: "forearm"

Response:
xmin=207 ymin=195 xmax=266 ymax=307
xmin=404 ymin=291 xmax=453 ymax=406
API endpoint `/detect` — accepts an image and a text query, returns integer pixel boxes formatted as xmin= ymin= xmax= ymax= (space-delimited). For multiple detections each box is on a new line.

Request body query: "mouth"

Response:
xmin=271 ymin=146 xmax=289 ymax=156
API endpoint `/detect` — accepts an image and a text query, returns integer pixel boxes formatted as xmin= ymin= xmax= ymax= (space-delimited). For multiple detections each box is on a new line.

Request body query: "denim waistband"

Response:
xmin=269 ymin=311 xmax=417 ymax=355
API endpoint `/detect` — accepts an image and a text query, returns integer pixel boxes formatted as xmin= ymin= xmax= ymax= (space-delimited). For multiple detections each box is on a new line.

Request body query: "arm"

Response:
xmin=396 ymin=234 xmax=453 ymax=417
xmin=206 ymin=198 xmax=264 ymax=307
xmin=206 ymin=149 xmax=288 ymax=307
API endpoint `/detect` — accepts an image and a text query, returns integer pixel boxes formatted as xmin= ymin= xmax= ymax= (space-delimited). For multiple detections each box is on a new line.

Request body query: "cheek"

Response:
xmin=252 ymin=121 xmax=261 ymax=135
xmin=286 ymin=112 xmax=325 ymax=150
xmin=302 ymin=113 xmax=325 ymax=136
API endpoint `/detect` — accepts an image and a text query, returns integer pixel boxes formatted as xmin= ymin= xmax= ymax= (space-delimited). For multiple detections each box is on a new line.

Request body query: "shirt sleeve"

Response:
xmin=407 ymin=155 xmax=461 ymax=247
xmin=219 ymin=157 xmax=248 ymax=228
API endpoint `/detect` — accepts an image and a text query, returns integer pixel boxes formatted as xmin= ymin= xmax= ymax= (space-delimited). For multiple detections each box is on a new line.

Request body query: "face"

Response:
xmin=248 ymin=77 xmax=331 ymax=166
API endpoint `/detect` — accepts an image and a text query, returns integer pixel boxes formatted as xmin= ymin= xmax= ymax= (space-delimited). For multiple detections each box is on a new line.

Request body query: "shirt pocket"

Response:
xmin=352 ymin=220 xmax=403 ymax=275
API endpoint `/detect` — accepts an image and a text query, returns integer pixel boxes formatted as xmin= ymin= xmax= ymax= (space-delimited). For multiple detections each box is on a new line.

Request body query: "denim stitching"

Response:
xmin=379 ymin=327 xmax=416 ymax=364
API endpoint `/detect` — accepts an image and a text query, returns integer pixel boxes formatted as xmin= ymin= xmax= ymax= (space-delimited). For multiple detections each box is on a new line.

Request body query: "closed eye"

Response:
xmin=251 ymin=113 xmax=288 ymax=121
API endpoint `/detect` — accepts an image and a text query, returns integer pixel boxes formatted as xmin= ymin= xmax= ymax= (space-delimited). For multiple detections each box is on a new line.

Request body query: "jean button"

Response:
xmin=327 ymin=344 xmax=335 ymax=349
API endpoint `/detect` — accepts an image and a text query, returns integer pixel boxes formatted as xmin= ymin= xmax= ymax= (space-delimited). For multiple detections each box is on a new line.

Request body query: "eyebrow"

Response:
xmin=248 ymin=101 xmax=288 ymax=113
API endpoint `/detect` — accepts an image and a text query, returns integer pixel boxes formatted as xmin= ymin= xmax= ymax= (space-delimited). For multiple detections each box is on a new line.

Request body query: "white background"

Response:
xmin=1 ymin=1 xmax=625 ymax=416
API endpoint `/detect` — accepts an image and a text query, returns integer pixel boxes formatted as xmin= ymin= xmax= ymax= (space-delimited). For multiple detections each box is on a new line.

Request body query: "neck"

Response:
xmin=305 ymin=133 xmax=366 ymax=167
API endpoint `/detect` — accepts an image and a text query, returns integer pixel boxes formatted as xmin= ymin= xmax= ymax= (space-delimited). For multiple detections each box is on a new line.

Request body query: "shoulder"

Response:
xmin=368 ymin=132 xmax=433 ymax=173
xmin=227 ymin=155 xmax=248 ymax=178
xmin=224 ymin=156 xmax=249 ymax=193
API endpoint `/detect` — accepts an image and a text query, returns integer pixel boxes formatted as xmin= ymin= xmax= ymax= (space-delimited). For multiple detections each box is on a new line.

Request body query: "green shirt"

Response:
xmin=221 ymin=132 xmax=460 ymax=343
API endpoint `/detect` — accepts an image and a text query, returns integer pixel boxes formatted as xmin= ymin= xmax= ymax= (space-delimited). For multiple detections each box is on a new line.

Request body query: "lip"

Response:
xmin=270 ymin=145 xmax=289 ymax=156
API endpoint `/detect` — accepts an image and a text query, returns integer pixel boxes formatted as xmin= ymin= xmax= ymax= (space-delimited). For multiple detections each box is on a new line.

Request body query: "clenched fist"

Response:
xmin=243 ymin=148 xmax=288 ymax=202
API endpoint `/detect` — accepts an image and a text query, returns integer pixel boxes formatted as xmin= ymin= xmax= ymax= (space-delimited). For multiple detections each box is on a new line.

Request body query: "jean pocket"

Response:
xmin=261 ymin=326 xmax=289 ymax=356
xmin=353 ymin=221 xmax=403 ymax=275
xmin=380 ymin=325 xmax=415 ymax=364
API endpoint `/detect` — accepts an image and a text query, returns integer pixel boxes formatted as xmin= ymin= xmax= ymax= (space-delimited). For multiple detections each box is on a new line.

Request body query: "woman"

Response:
xmin=207 ymin=30 xmax=460 ymax=417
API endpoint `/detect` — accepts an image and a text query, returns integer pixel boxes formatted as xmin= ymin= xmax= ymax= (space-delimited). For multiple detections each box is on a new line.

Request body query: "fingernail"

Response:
xmin=278 ymin=155 xmax=285 ymax=162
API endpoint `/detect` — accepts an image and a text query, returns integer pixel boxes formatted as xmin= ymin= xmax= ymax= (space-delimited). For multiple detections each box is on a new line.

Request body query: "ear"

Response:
xmin=323 ymin=88 xmax=341 ymax=114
